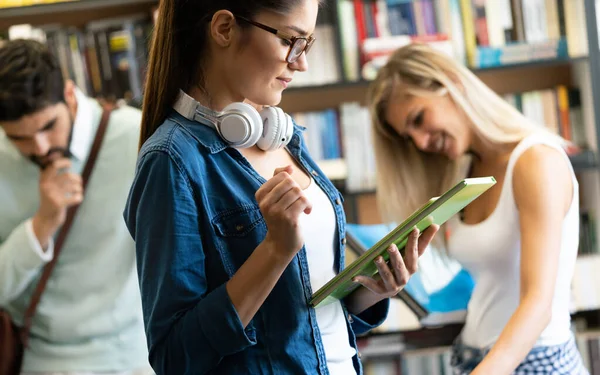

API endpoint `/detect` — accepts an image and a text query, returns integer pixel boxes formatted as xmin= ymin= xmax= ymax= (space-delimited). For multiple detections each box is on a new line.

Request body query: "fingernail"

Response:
xmin=352 ymin=277 xmax=358 ymax=283
xmin=413 ymin=227 xmax=420 ymax=236
xmin=376 ymin=256 xmax=383 ymax=263
xmin=388 ymin=244 xmax=397 ymax=253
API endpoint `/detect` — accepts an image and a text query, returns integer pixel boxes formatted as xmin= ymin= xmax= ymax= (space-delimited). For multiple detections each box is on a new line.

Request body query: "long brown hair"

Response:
xmin=139 ymin=0 xmax=306 ymax=149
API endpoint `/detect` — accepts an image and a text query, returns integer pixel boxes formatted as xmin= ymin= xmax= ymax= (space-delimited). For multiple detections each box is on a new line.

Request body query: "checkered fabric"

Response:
xmin=450 ymin=336 xmax=589 ymax=374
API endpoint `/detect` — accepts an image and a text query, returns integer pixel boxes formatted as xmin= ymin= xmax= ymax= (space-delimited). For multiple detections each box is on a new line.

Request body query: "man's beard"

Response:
xmin=30 ymin=116 xmax=75 ymax=169
xmin=30 ymin=148 xmax=73 ymax=169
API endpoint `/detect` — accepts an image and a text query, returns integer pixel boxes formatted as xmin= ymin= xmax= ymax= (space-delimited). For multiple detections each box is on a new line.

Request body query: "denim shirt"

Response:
xmin=123 ymin=111 xmax=390 ymax=375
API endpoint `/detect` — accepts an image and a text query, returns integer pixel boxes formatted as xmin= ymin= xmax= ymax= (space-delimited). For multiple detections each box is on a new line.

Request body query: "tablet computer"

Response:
xmin=309 ymin=176 xmax=496 ymax=308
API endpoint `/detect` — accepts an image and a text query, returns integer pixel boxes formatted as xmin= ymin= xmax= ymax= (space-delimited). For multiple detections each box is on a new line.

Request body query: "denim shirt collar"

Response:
xmin=169 ymin=109 xmax=307 ymax=155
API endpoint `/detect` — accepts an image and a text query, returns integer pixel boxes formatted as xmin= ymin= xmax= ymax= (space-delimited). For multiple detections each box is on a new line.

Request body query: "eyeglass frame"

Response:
xmin=235 ymin=16 xmax=315 ymax=63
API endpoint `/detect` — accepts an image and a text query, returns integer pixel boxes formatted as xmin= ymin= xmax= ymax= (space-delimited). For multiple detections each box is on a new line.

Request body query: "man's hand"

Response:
xmin=32 ymin=158 xmax=83 ymax=249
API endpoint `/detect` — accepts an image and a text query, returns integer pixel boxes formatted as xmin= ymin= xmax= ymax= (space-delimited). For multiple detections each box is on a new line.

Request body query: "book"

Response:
xmin=344 ymin=222 xmax=475 ymax=327
xmin=309 ymin=176 xmax=496 ymax=308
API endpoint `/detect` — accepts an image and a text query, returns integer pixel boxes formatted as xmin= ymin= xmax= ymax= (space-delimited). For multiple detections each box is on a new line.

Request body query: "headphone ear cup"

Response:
xmin=257 ymin=107 xmax=281 ymax=151
xmin=257 ymin=107 xmax=293 ymax=151
xmin=282 ymin=112 xmax=294 ymax=147
xmin=220 ymin=102 xmax=263 ymax=148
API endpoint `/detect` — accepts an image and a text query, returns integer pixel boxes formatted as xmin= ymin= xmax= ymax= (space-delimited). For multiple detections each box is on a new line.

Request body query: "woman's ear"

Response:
xmin=210 ymin=10 xmax=237 ymax=48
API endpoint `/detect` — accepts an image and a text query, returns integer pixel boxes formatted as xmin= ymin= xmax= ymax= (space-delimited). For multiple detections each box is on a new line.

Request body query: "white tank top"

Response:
xmin=447 ymin=134 xmax=579 ymax=348
xmin=299 ymin=178 xmax=357 ymax=374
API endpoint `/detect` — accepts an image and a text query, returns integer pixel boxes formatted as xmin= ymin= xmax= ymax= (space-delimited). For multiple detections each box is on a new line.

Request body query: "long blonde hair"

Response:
xmin=367 ymin=43 xmax=566 ymax=229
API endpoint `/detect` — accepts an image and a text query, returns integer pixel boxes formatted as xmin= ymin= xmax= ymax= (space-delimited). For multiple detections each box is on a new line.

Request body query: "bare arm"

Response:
xmin=471 ymin=145 xmax=573 ymax=375
xmin=227 ymin=165 xmax=312 ymax=326
xmin=226 ymin=240 xmax=296 ymax=327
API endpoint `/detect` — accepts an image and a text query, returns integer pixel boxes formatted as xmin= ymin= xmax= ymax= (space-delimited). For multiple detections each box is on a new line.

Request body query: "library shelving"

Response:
xmin=277 ymin=0 xmax=600 ymax=373
xmin=3 ymin=0 xmax=600 ymax=373
xmin=0 ymin=0 xmax=157 ymax=30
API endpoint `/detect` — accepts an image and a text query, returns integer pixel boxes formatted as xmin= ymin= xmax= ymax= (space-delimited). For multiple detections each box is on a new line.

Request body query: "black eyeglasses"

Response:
xmin=236 ymin=16 xmax=315 ymax=64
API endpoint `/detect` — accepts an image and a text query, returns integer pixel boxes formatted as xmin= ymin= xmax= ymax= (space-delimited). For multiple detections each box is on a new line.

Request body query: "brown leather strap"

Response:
xmin=20 ymin=105 xmax=114 ymax=346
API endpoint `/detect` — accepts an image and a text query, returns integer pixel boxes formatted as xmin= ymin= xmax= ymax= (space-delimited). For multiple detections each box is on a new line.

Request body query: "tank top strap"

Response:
xmin=505 ymin=133 xmax=573 ymax=192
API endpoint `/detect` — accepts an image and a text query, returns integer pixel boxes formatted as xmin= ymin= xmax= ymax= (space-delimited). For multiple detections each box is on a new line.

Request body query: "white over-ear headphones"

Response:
xmin=172 ymin=90 xmax=294 ymax=151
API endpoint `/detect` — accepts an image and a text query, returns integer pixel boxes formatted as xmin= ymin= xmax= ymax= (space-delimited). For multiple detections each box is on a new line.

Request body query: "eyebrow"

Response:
xmin=6 ymin=117 xmax=57 ymax=140
xmin=286 ymin=25 xmax=310 ymax=37
xmin=40 ymin=118 xmax=57 ymax=132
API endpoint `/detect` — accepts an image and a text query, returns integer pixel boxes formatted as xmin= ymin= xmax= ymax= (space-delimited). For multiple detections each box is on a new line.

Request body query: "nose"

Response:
xmin=409 ymin=129 xmax=431 ymax=152
xmin=32 ymin=134 xmax=51 ymax=156
xmin=289 ymin=52 xmax=308 ymax=72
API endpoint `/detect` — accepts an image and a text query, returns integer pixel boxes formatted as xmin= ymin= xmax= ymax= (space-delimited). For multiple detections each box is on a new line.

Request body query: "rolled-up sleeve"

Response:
xmin=0 ymin=219 xmax=54 ymax=305
xmin=349 ymin=298 xmax=390 ymax=335
xmin=123 ymin=149 xmax=256 ymax=375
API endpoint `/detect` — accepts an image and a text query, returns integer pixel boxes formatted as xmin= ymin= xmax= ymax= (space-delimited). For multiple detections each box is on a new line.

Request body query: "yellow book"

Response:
xmin=459 ymin=0 xmax=477 ymax=67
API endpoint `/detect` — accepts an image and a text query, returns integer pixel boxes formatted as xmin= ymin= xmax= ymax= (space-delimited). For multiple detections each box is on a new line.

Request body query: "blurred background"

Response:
xmin=2 ymin=0 xmax=600 ymax=373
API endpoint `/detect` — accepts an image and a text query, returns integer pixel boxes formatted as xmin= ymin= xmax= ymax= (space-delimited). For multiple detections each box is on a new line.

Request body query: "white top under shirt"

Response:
xmin=447 ymin=134 xmax=579 ymax=348
xmin=299 ymin=178 xmax=357 ymax=374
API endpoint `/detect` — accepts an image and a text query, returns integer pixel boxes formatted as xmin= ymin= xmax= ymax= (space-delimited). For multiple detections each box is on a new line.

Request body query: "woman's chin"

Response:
xmin=446 ymin=147 xmax=461 ymax=161
xmin=246 ymin=92 xmax=282 ymax=109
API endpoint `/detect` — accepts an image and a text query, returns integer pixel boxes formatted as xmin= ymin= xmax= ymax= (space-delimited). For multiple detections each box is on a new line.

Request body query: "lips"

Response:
xmin=277 ymin=77 xmax=292 ymax=88
xmin=432 ymin=133 xmax=451 ymax=156
xmin=433 ymin=134 xmax=445 ymax=153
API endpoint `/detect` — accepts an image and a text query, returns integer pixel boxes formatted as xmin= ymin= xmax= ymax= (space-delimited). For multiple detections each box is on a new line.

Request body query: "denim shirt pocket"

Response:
xmin=212 ymin=204 xmax=267 ymax=277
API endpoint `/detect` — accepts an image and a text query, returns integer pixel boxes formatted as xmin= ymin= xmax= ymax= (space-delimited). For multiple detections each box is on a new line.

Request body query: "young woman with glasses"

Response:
xmin=122 ymin=1 xmax=439 ymax=374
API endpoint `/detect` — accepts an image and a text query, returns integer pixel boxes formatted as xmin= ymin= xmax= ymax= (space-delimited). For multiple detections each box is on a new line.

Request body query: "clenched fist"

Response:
xmin=255 ymin=165 xmax=312 ymax=259
xmin=32 ymin=158 xmax=83 ymax=249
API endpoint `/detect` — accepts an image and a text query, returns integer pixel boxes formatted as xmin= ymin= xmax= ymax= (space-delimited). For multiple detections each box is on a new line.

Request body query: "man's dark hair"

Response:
xmin=0 ymin=39 xmax=65 ymax=122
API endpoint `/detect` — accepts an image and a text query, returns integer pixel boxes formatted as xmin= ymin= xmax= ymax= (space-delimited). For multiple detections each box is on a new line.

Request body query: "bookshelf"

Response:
xmin=281 ymin=59 xmax=579 ymax=112
xmin=277 ymin=0 xmax=600 ymax=372
xmin=3 ymin=0 xmax=600 ymax=372
xmin=0 ymin=0 xmax=157 ymax=29
xmin=0 ymin=0 xmax=156 ymax=16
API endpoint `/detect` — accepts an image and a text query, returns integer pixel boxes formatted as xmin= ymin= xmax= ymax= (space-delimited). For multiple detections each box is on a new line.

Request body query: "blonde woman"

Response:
xmin=366 ymin=43 xmax=588 ymax=375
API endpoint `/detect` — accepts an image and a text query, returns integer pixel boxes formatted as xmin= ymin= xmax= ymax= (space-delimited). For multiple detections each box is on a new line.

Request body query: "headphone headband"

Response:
xmin=172 ymin=89 xmax=293 ymax=151
xmin=173 ymin=90 xmax=221 ymax=129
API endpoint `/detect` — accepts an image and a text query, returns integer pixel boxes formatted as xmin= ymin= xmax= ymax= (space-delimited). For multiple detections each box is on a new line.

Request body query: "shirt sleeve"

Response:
xmin=0 ymin=219 xmax=54 ymax=305
xmin=123 ymin=149 xmax=256 ymax=375
xmin=25 ymin=219 xmax=54 ymax=262
xmin=349 ymin=298 xmax=390 ymax=335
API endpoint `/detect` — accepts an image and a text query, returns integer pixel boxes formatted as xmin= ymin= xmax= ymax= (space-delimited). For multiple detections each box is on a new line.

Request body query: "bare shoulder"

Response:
xmin=512 ymin=143 xmax=573 ymax=211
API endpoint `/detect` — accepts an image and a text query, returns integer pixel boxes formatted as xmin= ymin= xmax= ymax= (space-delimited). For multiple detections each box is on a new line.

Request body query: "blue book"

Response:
xmin=345 ymin=222 xmax=475 ymax=326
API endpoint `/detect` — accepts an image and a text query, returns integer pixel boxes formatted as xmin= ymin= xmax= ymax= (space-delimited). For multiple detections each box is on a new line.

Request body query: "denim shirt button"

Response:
xmin=357 ymin=351 xmax=362 ymax=359
xmin=348 ymin=315 xmax=354 ymax=323
xmin=311 ymin=170 xmax=318 ymax=177
xmin=341 ymin=237 xmax=347 ymax=245
xmin=335 ymin=198 xmax=341 ymax=205
xmin=463 ymin=350 xmax=473 ymax=361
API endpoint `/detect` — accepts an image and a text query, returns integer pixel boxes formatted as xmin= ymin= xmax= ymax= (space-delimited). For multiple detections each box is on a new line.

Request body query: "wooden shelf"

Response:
xmin=280 ymin=57 xmax=585 ymax=113
xmin=357 ymin=307 xmax=600 ymax=359
xmin=323 ymin=150 xmax=598 ymax=195
xmin=570 ymin=149 xmax=598 ymax=170
xmin=0 ymin=0 xmax=157 ymax=29
xmin=317 ymin=158 xmax=348 ymax=181
xmin=356 ymin=323 xmax=463 ymax=358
